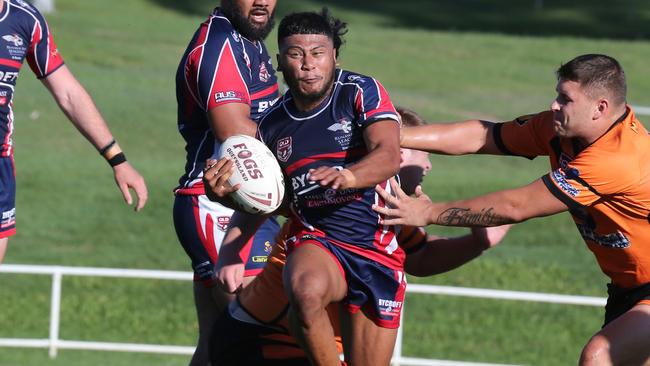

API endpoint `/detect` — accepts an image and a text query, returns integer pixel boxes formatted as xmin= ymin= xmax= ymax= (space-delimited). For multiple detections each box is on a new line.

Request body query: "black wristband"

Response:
xmin=99 ymin=139 xmax=116 ymax=155
xmin=108 ymin=152 xmax=127 ymax=167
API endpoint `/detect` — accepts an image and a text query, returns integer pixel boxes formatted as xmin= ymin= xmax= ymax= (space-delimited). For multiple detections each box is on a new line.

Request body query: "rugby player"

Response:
xmin=0 ymin=0 xmax=147 ymax=263
xmin=172 ymin=1 xmax=280 ymax=364
xmin=207 ymin=8 xmax=404 ymax=365
xmin=374 ymin=54 xmax=650 ymax=366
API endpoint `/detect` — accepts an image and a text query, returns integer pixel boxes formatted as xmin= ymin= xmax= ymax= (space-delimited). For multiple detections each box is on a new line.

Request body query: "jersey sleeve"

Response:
xmin=25 ymin=10 xmax=64 ymax=78
xmin=493 ymin=111 xmax=555 ymax=158
xmin=541 ymin=150 xmax=636 ymax=209
xmin=184 ymin=25 xmax=251 ymax=112
xmin=353 ymin=76 xmax=399 ymax=127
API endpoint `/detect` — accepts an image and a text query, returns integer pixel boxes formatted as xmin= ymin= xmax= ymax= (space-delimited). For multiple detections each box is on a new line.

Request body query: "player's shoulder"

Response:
xmin=337 ymin=69 xmax=379 ymax=89
xmin=6 ymin=0 xmax=45 ymax=23
xmin=257 ymin=94 xmax=290 ymax=133
xmin=204 ymin=10 xmax=242 ymax=44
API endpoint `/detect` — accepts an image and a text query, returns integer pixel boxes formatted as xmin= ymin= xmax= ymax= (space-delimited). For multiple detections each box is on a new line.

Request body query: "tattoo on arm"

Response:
xmin=437 ymin=207 xmax=510 ymax=226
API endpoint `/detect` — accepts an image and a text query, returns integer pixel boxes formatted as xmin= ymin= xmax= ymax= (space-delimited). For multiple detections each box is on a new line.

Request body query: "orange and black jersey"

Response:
xmin=494 ymin=107 xmax=650 ymax=288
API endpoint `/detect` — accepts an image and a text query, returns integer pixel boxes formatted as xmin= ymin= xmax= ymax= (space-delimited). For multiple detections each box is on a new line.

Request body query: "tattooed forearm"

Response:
xmin=437 ymin=207 xmax=510 ymax=226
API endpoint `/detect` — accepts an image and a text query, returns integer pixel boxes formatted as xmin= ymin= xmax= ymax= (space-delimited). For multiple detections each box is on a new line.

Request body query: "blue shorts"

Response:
xmin=289 ymin=234 xmax=407 ymax=329
xmin=0 ymin=157 xmax=16 ymax=238
xmin=173 ymin=194 xmax=280 ymax=285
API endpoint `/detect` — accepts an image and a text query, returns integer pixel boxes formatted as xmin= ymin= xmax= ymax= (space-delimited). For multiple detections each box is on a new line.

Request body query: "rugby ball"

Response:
xmin=218 ymin=135 xmax=285 ymax=214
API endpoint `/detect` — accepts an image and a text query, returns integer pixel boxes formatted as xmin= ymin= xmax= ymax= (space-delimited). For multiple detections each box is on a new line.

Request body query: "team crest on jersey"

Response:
xmin=2 ymin=34 xmax=23 ymax=47
xmin=259 ymin=62 xmax=270 ymax=82
xmin=328 ymin=118 xmax=352 ymax=133
xmin=216 ymin=216 xmax=230 ymax=231
xmin=276 ymin=136 xmax=292 ymax=162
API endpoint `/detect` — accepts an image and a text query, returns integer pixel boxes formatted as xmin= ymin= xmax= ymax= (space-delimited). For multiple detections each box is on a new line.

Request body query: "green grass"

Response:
xmin=1 ymin=0 xmax=649 ymax=365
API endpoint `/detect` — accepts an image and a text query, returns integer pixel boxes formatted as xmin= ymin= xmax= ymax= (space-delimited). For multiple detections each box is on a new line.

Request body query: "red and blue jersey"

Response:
xmin=0 ymin=0 xmax=64 ymax=157
xmin=257 ymin=69 xmax=404 ymax=269
xmin=175 ymin=8 xmax=279 ymax=194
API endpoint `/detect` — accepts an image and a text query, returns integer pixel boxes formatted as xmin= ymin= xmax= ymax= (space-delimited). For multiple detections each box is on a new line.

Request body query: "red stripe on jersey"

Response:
xmin=284 ymin=147 xmax=367 ymax=175
xmin=26 ymin=22 xmax=43 ymax=76
xmin=0 ymin=59 xmax=21 ymax=69
xmin=250 ymin=83 xmax=279 ymax=100
xmin=207 ymin=39 xmax=250 ymax=111
xmin=43 ymin=33 xmax=63 ymax=75
xmin=191 ymin=196 xmax=218 ymax=262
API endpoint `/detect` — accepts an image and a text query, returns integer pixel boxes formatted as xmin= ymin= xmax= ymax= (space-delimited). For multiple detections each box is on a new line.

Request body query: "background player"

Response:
xmin=208 ymin=107 xmax=511 ymax=365
xmin=373 ymin=54 xmax=650 ymax=366
xmin=0 ymin=0 xmax=147 ymax=263
xmin=207 ymin=8 xmax=403 ymax=366
xmin=172 ymin=0 xmax=280 ymax=364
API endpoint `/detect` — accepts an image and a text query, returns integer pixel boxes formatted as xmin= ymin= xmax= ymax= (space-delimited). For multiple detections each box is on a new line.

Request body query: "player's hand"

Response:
xmin=203 ymin=158 xmax=240 ymax=202
xmin=308 ymin=167 xmax=356 ymax=190
xmin=373 ymin=177 xmax=433 ymax=227
xmin=113 ymin=162 xmax=148 ymax=211
xmin=215 ymin=243 xmax=245 ymax=294
xmin=471 ymin=224 xmax=512 ymax=250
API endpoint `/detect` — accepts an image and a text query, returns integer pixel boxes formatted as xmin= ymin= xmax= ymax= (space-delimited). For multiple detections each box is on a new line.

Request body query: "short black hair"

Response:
xmin=556 ymin=54 xmax=627 ymax=106
xmin=278 ymin=8 xmax=347 ymax=56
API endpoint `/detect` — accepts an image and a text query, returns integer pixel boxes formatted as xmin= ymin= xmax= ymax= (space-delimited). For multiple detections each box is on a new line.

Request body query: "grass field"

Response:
xmin=2 ymin=0 xmax=650 ymax=365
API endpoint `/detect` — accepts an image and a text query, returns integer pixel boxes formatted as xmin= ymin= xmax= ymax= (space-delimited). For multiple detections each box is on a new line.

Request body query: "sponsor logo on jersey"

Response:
xmin=259 ymin=62 xmax=270 ymax=82
xmin=251 ymin=255 xmax=268 ymax=263
xmin=328 ymin=119 xmax=352 ymax=134
xmin=2 ymin=34 xmax=23 ymax=47
xmin=551 ymin=169 xmax=579 ymax=197
xmin=264 ymin=240 xmax=272 ymax=253
xmin=577 ymin=225 xmax=630 ymax=249
xmin=214 ymin=90 xmax=247 ymax=103
xmin=257 ymin=96 xmax=279 ymax=114
xmin=276 ymin=136 xmax=292 ymax=162
xmin=377 ymin=298 xmax=402 ymax=317
xmin=0 ymin=71 xmax=18 ymax=83
xmin=347 ymin=74 xmax=364 ymax=83
xmin=216 ymin=216 xmax=230 ymax=231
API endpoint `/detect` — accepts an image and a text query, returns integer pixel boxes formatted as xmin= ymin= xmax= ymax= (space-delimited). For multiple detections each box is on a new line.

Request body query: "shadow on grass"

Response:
xmin=148 ymin=0 xmax=650 ymax=40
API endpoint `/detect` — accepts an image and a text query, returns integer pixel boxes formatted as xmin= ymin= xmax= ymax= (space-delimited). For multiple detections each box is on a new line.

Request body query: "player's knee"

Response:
xmin=287 ymin=277 xmax=328 ymax=326
xmin=579 ymin=335 xmax=612 ymax=366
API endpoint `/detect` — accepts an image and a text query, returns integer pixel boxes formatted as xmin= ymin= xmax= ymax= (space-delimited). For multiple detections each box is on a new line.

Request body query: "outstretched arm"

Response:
xmin=400 ymin=120 xmax=503 ymax=155
xmin=404 ymin=225 xmax=511 ymax=277
xmin=41 ymin=65 xmax=147 ymax=211
xmin=375 ymin=177 xmax=567 ymax=227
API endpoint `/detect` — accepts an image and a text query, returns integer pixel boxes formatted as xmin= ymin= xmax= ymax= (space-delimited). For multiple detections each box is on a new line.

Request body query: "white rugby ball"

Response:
xmin=218 ymin=134 xmax=285 ymax=214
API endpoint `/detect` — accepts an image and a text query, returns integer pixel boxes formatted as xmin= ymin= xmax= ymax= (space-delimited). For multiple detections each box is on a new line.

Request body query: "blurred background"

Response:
xmin=1 ymin=0 xmax=649 ymax=365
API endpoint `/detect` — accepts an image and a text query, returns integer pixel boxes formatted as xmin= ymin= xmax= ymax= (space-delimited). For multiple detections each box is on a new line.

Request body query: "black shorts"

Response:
xmin=603 ymin=282 xmax=650 ymax=327
xmin=209 ymin=310 xmax=310 ymax=366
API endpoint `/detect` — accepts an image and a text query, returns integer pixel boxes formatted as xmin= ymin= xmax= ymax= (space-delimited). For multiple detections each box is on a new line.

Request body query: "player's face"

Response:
xmin=278 ymin=34 xmax=337 ymax=110
xmin=550 ymin=79 xmax=598 ymax=138
xmin=222 ymin=0 xmax=277 ymax=40
xmin=399 ymin=148 xmax=431 ymax=195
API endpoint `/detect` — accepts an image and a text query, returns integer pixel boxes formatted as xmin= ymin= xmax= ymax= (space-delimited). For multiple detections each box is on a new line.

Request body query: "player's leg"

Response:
xmin=190 ymin=283 xmax=229 ymax=366
xmin=284 ymin=240 xmax=347 ymax=366
xmin=0 ymin=156 xmax=17 ymax=263
xmin=0 ymin=237 xmax=7 ymax=263
xmin=340 ymin=307 xmax=398 ymax=366
xmin=173 ymin=194 xmax=232 ymax=366
xmin=579 ymin=302 xmax=650 ymax=365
